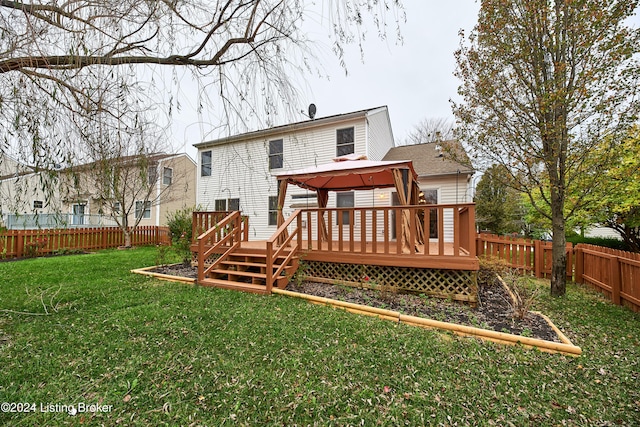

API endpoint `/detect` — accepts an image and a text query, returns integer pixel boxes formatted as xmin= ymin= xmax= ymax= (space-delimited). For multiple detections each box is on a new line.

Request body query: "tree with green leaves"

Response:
xmin=475 ymin=164 xmax=523 ymax=235
xmin=580 ymin=127 xmax=640 ymax=251
xmin=453 ymin=0 xmax=640 ymax=296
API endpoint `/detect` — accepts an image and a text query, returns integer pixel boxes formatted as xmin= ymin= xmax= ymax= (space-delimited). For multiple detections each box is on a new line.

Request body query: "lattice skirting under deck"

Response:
xmin=301 ymin=261 xmax=478 ymax=304
xmin=191 ymin=251 xmax=220 ymax=267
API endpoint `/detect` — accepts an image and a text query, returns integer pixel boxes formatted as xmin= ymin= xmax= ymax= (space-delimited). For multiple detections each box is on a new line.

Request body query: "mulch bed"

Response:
xmin=147 ymin=264 xmax=560 ymax=342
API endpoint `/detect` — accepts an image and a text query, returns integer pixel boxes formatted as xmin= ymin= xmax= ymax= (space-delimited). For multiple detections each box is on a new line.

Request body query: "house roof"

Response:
xmin=382 ymin=140 xmax=474 ymax=178
xmin=194 ymin=106 xmax=389 ymax=149
xmin=273 ymin=156 xmax=417 ymax=192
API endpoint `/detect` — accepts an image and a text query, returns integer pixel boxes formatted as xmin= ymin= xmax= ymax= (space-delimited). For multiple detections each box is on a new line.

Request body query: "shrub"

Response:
xmin=166 ymin=206 xmax=197 ymax=265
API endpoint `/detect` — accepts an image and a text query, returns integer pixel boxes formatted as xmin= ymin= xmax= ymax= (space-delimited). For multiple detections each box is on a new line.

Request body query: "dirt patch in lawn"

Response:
xmin=147 ymin=264 xmax=560 ymax=343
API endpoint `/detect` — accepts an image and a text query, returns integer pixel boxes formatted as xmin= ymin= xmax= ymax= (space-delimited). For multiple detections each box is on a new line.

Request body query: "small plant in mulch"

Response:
xmin=155 ymin=243 xmax=172 ymax=267
xmin=500 ymin=270 xmax=540 ymax=320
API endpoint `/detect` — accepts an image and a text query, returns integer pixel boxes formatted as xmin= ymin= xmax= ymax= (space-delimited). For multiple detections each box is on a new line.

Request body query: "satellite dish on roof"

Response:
xmin=308 ymin=103 xmax=317 ymax=119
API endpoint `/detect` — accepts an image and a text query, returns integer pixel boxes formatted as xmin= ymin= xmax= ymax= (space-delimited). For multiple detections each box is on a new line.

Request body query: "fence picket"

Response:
xmin=0 ymin=226 xmax=170 ymax=259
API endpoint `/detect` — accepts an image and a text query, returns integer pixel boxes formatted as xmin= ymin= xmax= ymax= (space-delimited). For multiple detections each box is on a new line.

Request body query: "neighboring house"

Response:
xmin=0 ymin=153 xmax=196 ymax=229
xmin=0 ymin=154 xmax=61 ymax=228
xmin=194 ymin=106 xmax=395 ymax=240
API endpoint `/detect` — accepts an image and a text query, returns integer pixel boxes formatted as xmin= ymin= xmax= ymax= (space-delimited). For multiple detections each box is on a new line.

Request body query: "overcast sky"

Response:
xmin=302 ymin=1 xmax=481 ymax=145
xmin=171 ymin=2 xmax=481 ymax=158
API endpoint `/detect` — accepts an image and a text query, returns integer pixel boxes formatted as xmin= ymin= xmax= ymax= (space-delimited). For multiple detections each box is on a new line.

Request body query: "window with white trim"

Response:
xmin=201 ymin=150 xmax=212 ymax=177
xmin=268 ymin=196 xmax=278 ymax=226
xmin=336 ymin=191 xmax=354 ymax=225
xmin=163 ymin=167 xmax=173 ymax=185
xmin=336 ymin=127 xmax=355 ymax=156
xmin=269 ymin=139 xmax=283 ymax=170
xmin=135 ymin=200 xmax=151 ymax=219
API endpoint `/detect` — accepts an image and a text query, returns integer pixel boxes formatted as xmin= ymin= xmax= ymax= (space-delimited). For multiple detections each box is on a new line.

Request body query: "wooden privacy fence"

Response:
xmin=477 ymin=234 xmax=639 ymax=311
xmin=476 ymin=234 xmax=573 ymax=279
xmin=574 ymin=244 xmax=640 ymax=312
xmin=0 ymin=226 xmax=170 ymax=259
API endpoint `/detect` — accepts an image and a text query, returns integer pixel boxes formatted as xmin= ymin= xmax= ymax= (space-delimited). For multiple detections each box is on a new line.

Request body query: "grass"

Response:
xmin=0 ymin=247 xmax=639 ymax=426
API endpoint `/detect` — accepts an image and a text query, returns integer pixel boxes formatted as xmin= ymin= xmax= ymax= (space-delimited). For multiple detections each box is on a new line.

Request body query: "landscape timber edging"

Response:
xmin=131 ymin=265 xmax=195 ymax=285
xmin=272 ymin=288 xmax=582 ymax=357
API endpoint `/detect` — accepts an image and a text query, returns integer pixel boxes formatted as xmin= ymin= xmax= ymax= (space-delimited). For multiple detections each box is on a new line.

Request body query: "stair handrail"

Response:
xmin=266 ymin=209 xmax=302 ymax=292
xmin=197 ymin=211 xmax=242 ymax=283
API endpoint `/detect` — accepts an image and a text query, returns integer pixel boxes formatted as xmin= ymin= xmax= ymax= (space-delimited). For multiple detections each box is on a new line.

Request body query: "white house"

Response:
xmin=194 ymin=106 xmax=395 ymax=240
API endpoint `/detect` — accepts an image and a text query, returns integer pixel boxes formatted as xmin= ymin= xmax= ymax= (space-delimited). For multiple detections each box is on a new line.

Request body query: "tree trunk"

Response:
xmin=550 ymin=189 xmax=567 ymax=297
xmin=123 ymin=229 xmax=132 ymax=248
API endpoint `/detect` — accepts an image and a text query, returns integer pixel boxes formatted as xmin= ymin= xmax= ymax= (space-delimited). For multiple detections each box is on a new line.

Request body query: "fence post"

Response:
xmin=16 ymin=232 xmax=25 ymax=258
xmin=610 ymin=256 xmax=621 ymax=305
xmin=566 ymin=242 xmax=574 ymax=280
xmin=533 ymin=240 xmax=541 ymax=278
xmin=574 ymin=245 xmax=584 ymax=284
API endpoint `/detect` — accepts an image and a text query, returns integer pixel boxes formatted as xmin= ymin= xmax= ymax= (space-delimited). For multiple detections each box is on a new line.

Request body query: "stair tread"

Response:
xmin=199 ymin=279 xmax=269 ymax=294
xmin=220 ymin=260 xmax=267 ymax=268
xmin=230 ymin=251 xmax=294 ymax=259
xmin=212 ymin=269 xmax=267 ymax=278
xmin=212 ymin=268 xmax=293 ymax=278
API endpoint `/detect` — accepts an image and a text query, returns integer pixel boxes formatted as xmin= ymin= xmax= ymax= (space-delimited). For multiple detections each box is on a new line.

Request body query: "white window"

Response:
xmin=163 ymin=167 xmax=173 ymax=185
xmin=113 ymin=201 xmax=121 ymax=214
xmin=336 ymin=127 xmax=355 ymax=156
xmin=201 ymin=151 xmax=212 ymax=177
xmin=33 ymin=200 xmax=43 ymax=209
xmin=214 ymin=199 xmax=226 ymax=211
xmin=148 ymin=165 xmax=158 ymax=185
xmin=228 ymin=198 xmax=240 ymax=211
xmin=268 ymin=196 xmax=278 ymax=226
xmin=135 ymin=201 xmax=151 ymax=219
xmin=269 ymin=139 xmax=283 ymax=170
xmin=336 ymin=192 xmax=354 ymax=225
xmin=72 ymin=203 xmax=86 ymax=225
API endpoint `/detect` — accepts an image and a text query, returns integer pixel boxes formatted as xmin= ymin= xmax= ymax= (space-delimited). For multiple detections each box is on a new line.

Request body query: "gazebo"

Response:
xmin=273 ymin=155 xmax=424 ymax=248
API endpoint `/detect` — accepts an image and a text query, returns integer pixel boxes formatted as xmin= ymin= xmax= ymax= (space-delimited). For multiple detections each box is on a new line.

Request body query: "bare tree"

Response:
xmin=403 ymin=117 xmax=455 ymax=145
xmin=0 ymin=1 xmax=405 ymax=170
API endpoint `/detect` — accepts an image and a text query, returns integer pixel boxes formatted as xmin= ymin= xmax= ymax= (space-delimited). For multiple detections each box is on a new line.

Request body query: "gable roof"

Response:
xmin=382 ymin=140 xmax=474 ymax=178
xmin=194 ymin=106 xmax=389 ymax=149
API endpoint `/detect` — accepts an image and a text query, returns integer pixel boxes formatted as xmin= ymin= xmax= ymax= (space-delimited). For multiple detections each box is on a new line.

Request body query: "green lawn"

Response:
xmin=0 ymin=247 xmax=638 ymax=426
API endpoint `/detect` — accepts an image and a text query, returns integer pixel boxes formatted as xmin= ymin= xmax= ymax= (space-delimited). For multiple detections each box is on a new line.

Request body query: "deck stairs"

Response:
xmin=198 ymin=244 xmax=299 ymax=294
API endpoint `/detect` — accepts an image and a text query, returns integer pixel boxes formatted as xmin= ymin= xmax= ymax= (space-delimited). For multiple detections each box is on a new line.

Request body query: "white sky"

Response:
xmin=170 ymin=2 xmax=481 ymax=159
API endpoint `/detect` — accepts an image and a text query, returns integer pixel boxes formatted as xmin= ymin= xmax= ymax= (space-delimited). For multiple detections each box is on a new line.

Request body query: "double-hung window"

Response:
xmin=135 ymin=201 xmax=151 ymax=219
xmin=269 ymin=139 xmax=283 ymax=170
xmin=336 ymin=192 xmax=354 ymax=225
xmin=268 ymin=196 xmax=278 ymax=226
xmin=336 ymin=127 xmax=355 ymax=156
xmin=201 ymin=151 xmax=212 ymax=177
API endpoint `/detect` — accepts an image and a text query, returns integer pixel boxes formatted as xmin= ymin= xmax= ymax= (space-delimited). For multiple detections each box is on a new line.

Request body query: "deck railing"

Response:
xmin=296 ymin=203 xmax=476 ymax=258
xmin=192 ymin=211 xmax=249 ymax=242
xmin=197 ymin=211 xmax=243 ymax=283
xmin=265 ymin=210 xmax=302 ymax=292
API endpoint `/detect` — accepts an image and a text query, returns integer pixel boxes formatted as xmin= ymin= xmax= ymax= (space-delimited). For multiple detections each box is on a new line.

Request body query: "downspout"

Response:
xmin=156 ymin=160 xmax=161 ymax=226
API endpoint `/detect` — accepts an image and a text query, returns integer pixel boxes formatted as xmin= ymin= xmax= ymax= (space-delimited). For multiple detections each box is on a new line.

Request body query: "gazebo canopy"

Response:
xmin=272 ymin=156 xmax=423 ymax=246
xmin=273 ymin=157 xmax=418 ymax=192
